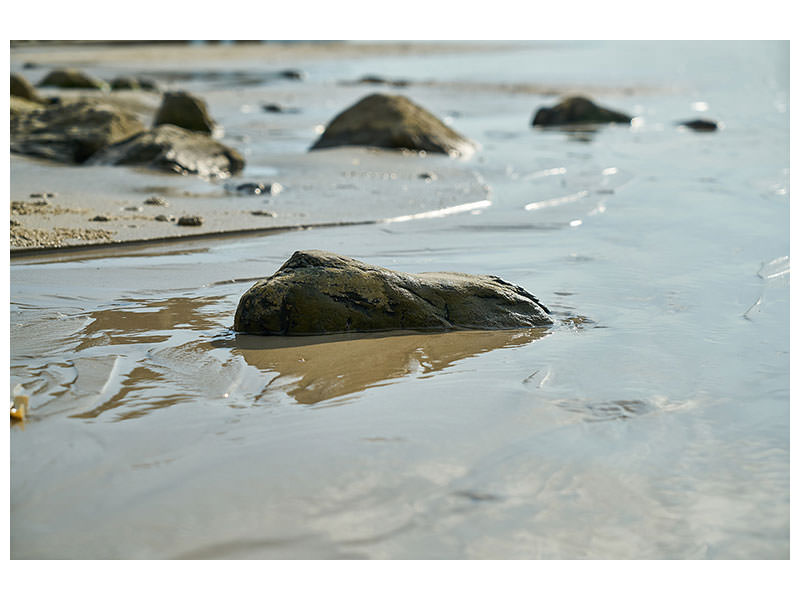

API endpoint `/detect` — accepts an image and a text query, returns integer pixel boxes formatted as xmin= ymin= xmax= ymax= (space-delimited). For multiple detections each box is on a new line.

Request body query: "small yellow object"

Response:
xmin=10 ymin=395 xmax=28 ymax=422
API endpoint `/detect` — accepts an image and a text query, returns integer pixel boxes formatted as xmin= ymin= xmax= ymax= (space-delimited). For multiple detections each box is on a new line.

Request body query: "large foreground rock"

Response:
xmin=234 ymin=250 xmax=552 ymax=335
xmin=88 ymin=124 xmax=244 ymax=177
xmin=532 ymin=96 xmax=632 ymax=126
xmin=310 ymin=93 xmax=475 ymax=157
xmin=153 ymin=91 xmax=217 ymax=134
xmin=11 ymin=99 xmax=146 ymax=163
xmin=38 ymin=68 xmax=107 ymax=90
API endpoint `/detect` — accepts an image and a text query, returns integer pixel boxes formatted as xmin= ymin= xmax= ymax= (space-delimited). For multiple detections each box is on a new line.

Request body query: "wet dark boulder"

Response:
xmin=153 ymin=91 xmax=217 ymax=135
xmin=310 ymin=93 xmax=476 ymax=158
xmin=234 ymin=250 xmax=552 ymax=335
xmin=11 ymin=73 xmax=44 ymax=103
xmin=11 ymin=99 xmax=146 ymax=163
xmin=87 ymin=124 xmax=245 ymax=178
xmin=679 ymin=119 xmax=718 ymax=132
xmin=532 ymin=96 xmax=632 ymax=126
xmin=37 ymin=68 xmax=107 ymax=90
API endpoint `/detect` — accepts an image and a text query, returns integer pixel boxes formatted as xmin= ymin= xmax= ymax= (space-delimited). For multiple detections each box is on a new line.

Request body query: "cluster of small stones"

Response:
xmin=11 ymin=200 xmax=87 ymax=216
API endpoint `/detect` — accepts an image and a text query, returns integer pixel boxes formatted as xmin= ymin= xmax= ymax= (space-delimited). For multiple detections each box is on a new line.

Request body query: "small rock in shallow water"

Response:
xmin=177 ymin=215 xmax=203 ymax=227
xmin=355 ymin=74 xmax=410 ymax=87
xmin=110 ymin=76 xmax=159 ymax=92
xmin=261 ymin=103 xmax=299 ymax=114
xmin=154 ymin=214 xmax=173 ymax=222
xmin=233 ymin=182 xmax=283 ymax=196
xmin=144 ymin=196 xmax=168 ymax=206
xmin=90 ymin=215 xmax=112 ymax=222
xmin=278 ymin=69 xmax=306 ymax=80
xmin=679 ymin=119 xmax=718 ymax=132
xmin=532 ymin=96 xmax=632 ymax=126
xmin=234 ymin=250 xmax=553 ymax=335
xmin=124 ymin=206 xmax=143 ymax=212
xmin=251 ymin=210 xmax=277 ymax=217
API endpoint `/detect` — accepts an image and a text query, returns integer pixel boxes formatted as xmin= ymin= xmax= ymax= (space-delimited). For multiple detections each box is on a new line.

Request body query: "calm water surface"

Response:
xmin=10 ymin=41 xmax=789 ymax=558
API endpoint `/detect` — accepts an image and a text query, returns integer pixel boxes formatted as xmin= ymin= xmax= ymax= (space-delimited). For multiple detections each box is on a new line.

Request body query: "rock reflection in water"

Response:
xmin=76 ymin=295 xmax=229 ymax=350
xmin=229 ymin=328 xmax=551 ymax=405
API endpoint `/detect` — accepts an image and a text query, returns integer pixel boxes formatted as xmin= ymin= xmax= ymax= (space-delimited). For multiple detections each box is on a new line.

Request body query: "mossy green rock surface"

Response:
xmin=37 ymin=69 xmax=107 ymax=90
xmin=11 ymin=99 xmax=145 ymax=163
xmin=153 ymin=91 xmax=217 ymax=134
xmin=88 ymin=124 xmax=244 ymax=177
xmin=234 ymin=250 xmax=552 ymax=335
xmin=310 ymin=93 xmax=475 ymax=157
xmin=532 ymin=96 xmax=631 ymax=126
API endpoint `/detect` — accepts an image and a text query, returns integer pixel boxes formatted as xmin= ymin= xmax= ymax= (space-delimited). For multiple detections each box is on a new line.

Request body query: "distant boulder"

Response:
xmin=11 ymin=99 xmax=145 ymax=163
xmin=278 ymin=69 xmax=306 ymax=80
xmin=153 ymin=91 xmax=217 ymax=135
xmin=532 ymin=96 xmax=632 ymax=126
xmin=110 ymin=76 xmax=159 ymax=92
xmin=310 ymin=93 xmax=475 ymax=157
xmin=37 ymin=68 xmax=107 ymax=90
xmin=88 ymin=124 xmax=245 ymax=178
xmin=679 ymin=118 xmax=718 ymax=132
xmin=11 ymin=73 xmax=44 ymax=103
xmin=234 ymin=250 xmax=553 ymax=335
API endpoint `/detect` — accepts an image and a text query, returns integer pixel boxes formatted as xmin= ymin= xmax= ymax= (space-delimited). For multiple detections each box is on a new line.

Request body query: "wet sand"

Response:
xmin=10 ymin=40 xmax=655 ymax=253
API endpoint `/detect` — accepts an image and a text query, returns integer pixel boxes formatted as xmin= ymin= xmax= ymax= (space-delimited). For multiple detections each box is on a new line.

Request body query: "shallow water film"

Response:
xmin=9 ymin=41 xmax=789 ymax=559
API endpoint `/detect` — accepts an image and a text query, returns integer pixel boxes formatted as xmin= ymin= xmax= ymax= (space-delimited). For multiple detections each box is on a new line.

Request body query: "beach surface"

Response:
xmin=10 ymin=41 xmax=790 ymax=559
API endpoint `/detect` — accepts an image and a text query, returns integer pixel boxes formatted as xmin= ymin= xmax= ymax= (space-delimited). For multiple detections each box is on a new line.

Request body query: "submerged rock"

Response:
xmin=228 ymin=181 xmax=283 ymax=196
xmin=153 ymin=91 xmax=217 ymax=134
xmin=261 ymin=103 xmax=299 ymax=114
xmin=356 ymin=74 xmax=410 ymax=87
xmin=11 ymin=73 xmax=44 ymax=103
xmin=88 ymin=124 xmax=245 ymax=178
xmin=679 ymin=118 xmax=718 ymax=132
xmin=11 ymin=99 xmax=146 ymax=163
xmin=532 ymin=96 xmax=632 ymax=126
xmin=234 ymin=250 xmax=552 ymax=335
xmin=310 ymin=93 xmax=475 ymax=157
xmin=38 ymin=69 xmax=107 ymax=90
xmin=278 ymin=69 xmax=306 ymax=80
